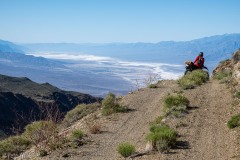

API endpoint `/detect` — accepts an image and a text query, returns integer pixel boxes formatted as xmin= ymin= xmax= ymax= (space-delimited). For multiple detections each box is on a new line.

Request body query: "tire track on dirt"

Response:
xmin=75 ymin=81 xmax=177 ymax=160
xmin=160 ymin=80 xmax=239 ymax=160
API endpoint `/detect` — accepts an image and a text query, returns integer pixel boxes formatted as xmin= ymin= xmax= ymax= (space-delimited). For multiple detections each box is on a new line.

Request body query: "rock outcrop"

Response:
xmin=213 ymin=49 xmax=240 ymax=90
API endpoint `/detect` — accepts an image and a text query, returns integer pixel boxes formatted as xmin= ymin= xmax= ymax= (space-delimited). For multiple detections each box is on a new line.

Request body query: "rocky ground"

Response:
xmin=16 ymin=77 xmax=240 ymax=160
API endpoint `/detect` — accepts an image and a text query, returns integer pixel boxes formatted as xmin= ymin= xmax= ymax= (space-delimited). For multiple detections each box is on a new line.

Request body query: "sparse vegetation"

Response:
xmin=63 ymin=103 xmax=101 ymax=125
xmin=71 ymin=129 xmax=84 ymax=140
xmin=148 ymin=83 xmax=158 ymax=88
xmin=163 ymin=94 xmax=189 ymax=117
xmin=178 ymin=70 xmax=209 ymax=89
xmin=227 ymin=114 xmax=240 ymax=129
xmin=0 ymin=135 xmax=31 ymax=157
xmin=102 ymin=93 xmax=127 ymax=116
xmin=213 ymin=70 xmax=232 ymax=83
xmin=87 ymin=123 xmax=101 ymax=134
xmin=233 ymin=91 xmax=240 ymax=99
xmin=70 ymin=129 xmax=84 ymax=148
xmin=144 ymin=73 xmax=159 ymax=88
xmin=117 ymin=142 xmax=136 ymax=158
xmin=146 ymin=124 xmax=177 ymax=152
xmin=23 ymin=121 xmax=58 ymax=148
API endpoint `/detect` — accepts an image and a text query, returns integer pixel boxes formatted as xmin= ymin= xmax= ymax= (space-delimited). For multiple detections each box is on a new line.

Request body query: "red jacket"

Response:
xmin=194 ymin=56 xmax=204 ymax=69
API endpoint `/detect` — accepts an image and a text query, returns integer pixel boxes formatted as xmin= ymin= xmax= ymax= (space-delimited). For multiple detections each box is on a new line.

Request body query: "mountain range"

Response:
xmin=23 ymin=33 xmax=240 ymax=63
xmin=1 ymin=33 xmax=240 ymax=97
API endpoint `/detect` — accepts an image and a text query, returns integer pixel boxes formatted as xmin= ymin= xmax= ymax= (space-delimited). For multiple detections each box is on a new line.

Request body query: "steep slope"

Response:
xmin=0 ymin=74 xmax=101 ymax=136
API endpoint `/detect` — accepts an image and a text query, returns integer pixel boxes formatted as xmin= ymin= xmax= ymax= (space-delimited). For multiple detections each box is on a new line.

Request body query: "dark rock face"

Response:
xmin=0 ymin=74 xmax=101 ymax=136
xmin=0 ymin=92 xmax=40 ymax=135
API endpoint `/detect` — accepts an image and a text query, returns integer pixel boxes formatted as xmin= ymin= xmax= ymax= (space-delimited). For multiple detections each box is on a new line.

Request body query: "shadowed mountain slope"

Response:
xmin=0 ymin=74 xmax=101 ymax=136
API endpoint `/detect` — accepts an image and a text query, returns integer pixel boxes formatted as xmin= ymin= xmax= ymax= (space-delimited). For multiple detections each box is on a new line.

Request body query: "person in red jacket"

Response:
xmin=184 ymin=52 xmax=208 ymax=75
xmin=193 ymin=52 xmax=204 ymax=69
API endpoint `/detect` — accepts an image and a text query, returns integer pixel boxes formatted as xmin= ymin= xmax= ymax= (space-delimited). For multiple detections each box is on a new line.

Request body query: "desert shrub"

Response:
xmin=149 ymin=84 xmax=158 ymax=88
xmin=156 ymin=139 xmax=170 ymax=152
xmin=102 ymin=93 xmax=127 ymax=116
xmin=101 ymin=107 xmax=113 ymax=116
xmin=227 ymin=114 xmax=240 ymax=129
xmin=164 ymin=94 xmax=189 ymax=108
xmin=117 ymin=142 xmax=136 ymax=158
xmin=146 ymin=124 xmax=177 ymax=152
xmin=52 ymin=137 xmax=70 ymax=150
xmin=234 ymin=91 xmax=240 ymax=99
xmin=87 ymin=123 xmax=101 ymax=134
xmin=23 ymin=120 xmax=58 ymax=147
xmin=163 ymin=94 xmax=189 ymax=117
xmin=69 ymin=130 xmax=85 ymax=148
xmin=178 ymin=70 xmax=209 ymax=89
xmin=0 ymin=135 xmax=31 ymax=156
xmin=71 ymin=129 xmax=84 ymax=140
xmin=102 ymin=93 xmax=116 ymax=107
xmin=63 ymin=103 xmax=101 ymax=125
xmin=178 ymin=78 xmax=195 ymax=89
xmin=213 ymin=70 xmax=232 ymax=81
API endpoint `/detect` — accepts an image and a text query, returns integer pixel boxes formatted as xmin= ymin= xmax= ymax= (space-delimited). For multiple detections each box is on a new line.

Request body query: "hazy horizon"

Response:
xmin=8 ymin=33 xmax=236 ymax=44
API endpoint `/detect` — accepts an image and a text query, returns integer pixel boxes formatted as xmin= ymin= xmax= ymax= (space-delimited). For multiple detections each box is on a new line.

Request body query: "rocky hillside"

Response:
xmin=12 ymin=49 xmax=240 ymax=160
xmin=213 ymin=49 xmax=240 ymax=90
xmin=0 ymin=74 xmax=101 ymax=136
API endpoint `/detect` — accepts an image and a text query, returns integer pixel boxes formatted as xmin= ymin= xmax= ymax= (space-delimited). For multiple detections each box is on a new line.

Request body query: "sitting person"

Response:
xmin=193 ymin=52 xmax=204 ymax=69
xmin=184 ymin=52 xmax=208 ymax=75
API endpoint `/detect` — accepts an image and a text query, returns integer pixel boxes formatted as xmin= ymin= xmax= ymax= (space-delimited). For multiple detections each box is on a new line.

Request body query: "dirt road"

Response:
xmin=18 ymin=80 xmax=240 ymax=160
xmin=77 ymin=80 xmax=239 ymax=160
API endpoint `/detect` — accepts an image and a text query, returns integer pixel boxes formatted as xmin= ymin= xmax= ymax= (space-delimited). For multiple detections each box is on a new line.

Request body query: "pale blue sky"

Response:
xmin=0 ymin=0 xmax=239 ymax=43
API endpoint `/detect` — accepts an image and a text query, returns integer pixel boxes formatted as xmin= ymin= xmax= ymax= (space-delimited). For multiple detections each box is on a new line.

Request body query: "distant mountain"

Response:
xmin=0 ymin=39 xmax=65 ymax=69
xmin=23 ymin=33 xmax=240 ymax=65
xmin=0 ymin=74 xmax=101 ymax=136
xmin=0 ymin=40 xmax=25 ymax=53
